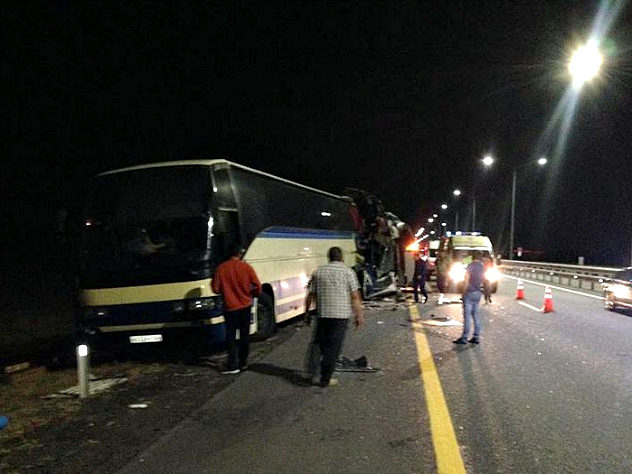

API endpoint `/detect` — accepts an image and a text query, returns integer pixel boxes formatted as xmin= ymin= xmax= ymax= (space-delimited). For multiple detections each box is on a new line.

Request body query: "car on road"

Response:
xmin=602 ymin=267 xmax=632 ymax=312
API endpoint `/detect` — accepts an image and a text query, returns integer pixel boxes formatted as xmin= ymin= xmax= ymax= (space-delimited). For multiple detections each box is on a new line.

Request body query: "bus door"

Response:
xmin=211 ymin=166 xmax=257 ymax=334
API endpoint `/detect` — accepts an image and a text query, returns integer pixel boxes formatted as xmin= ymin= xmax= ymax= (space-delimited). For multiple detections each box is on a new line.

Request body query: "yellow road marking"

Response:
xmin=409 ymin=304 xmax=466 ymax=474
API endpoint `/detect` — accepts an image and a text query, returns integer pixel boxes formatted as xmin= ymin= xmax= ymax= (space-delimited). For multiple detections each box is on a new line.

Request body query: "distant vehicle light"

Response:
xmin=406 ymin=242 xmax=420 ymax=252
xmin=449 ymin=263 xmax=466 ymax=282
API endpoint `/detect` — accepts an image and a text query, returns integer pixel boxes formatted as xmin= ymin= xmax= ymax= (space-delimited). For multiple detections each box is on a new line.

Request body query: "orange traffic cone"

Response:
xmin=516 ymin=279 xmax=525 ymax=300
xmin=542 ymin=286 xmax=554 ymax=313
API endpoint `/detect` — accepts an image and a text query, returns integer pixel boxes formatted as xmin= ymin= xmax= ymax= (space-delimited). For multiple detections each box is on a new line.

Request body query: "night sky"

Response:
xmin=2 ymin=0 xmax=631 ymax=268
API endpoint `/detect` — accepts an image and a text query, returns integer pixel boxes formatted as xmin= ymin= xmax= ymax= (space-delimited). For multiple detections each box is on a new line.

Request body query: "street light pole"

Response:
xmin=472 ymin=198 xmax=476 ymax=231
xmin=509 ymin=167 xmax=517 ymax=260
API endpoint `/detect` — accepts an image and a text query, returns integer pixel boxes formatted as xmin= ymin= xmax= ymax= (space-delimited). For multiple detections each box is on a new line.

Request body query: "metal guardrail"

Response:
xmin=500 ymin=260 xmax=624 ymax=293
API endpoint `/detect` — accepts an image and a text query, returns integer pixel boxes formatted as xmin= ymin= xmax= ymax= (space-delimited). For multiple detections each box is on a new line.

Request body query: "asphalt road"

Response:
xmin=116 ymin=278 xmax=632 ymax=474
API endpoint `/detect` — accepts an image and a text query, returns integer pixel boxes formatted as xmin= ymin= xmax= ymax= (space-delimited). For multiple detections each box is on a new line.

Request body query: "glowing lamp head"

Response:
xmin=569 ymin=43 xmax=602 ymax=88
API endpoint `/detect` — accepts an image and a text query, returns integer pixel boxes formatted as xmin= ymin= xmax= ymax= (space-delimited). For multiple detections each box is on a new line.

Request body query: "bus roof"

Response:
xmin=97 ymin=159 xmax=353 ymax=202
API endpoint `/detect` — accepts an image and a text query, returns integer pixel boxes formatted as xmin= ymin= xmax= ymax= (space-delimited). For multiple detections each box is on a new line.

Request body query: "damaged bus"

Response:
xmin=77 ymin=160 xmax=357 ymax=352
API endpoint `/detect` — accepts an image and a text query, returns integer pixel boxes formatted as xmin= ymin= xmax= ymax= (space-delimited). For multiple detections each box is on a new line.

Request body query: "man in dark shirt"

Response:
xmin=454 ymin=250 xmax=485 ymax=345
xmin=211 ymin=244 xmax=262 ymax=374
xmin=412 ymin=253 xmax=429 ymax=304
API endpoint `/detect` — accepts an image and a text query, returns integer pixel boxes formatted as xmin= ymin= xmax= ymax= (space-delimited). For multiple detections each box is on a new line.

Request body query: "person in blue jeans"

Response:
xmin=454 ymin=251 xmax=485 ymax=345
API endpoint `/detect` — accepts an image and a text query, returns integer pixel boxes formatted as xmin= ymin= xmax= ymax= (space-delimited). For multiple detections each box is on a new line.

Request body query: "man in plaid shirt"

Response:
xmin=304 ymin=246 xmax=364 ymax=387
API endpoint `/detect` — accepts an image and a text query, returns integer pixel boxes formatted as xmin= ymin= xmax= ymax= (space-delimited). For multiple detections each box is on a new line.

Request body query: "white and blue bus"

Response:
xmin=78 ymin=160 xmax=358 ymax=350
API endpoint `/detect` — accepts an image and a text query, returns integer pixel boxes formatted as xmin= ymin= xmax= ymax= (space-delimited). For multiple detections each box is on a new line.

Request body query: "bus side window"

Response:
xmin=214 ymin=210 xmax=240 ymax=262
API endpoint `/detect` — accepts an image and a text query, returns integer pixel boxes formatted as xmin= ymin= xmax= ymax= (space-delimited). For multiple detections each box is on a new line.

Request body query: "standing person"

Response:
xmin=412 ymin=252 xmax=429 ymax=304
xmin=304 ymin=247 xmax=364 ymax=387
xmin=211 ymin=244 xmax=262 ymax=374
xmin=454 ymin=250 xmax=485 ymax=345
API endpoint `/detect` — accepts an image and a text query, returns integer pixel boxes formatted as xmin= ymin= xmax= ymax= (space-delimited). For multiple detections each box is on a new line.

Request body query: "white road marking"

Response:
xmin=518 ymin=302 xmax=542 ymax=312
xmin=502 ymin=275 xmax=604 ymax=300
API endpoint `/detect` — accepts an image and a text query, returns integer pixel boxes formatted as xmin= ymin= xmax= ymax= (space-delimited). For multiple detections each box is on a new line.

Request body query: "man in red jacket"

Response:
xmin=211 ymin=244 xmax=262 ymax=374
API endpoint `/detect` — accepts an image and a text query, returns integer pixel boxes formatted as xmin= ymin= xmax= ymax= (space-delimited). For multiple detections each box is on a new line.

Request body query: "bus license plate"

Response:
xmin=129 ymin=334 xmax=163 ymax=344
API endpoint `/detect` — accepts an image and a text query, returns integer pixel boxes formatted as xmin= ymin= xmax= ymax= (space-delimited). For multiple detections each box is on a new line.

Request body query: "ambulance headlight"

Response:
xmin=449 ymin=263 xmax=466 ymax=282
xmin=612 ymin=284 xmax=630 ymax=298
xmin=485 ymin=267 xmax=501 ymax=282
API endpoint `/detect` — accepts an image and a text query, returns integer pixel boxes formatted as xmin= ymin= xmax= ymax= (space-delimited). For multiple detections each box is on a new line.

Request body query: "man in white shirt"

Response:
xmin=304 ymin=247 xmax=364 ymax=387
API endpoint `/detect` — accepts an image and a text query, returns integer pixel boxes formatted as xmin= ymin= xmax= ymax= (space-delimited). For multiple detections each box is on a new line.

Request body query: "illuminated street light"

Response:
xmin=441 ymin=203 xmax=448 ymax=210
xmin=432 ymin=214 xmax=438 ymax=218
xmin=428 ymin=218 xmax=434 ymax=223
xmin=482 ymin=155 xmax=494 ymax=167
xmin=569 ymin=43 xmax=602 ymax=89
xmin=453 ymin=189 xmax=461 ymax=197
xmin=538 ymin=157 xmax=547 ymax=166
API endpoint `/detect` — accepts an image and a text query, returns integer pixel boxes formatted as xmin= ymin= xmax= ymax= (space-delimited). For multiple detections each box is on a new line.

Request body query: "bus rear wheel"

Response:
xmin=255 ymin=293 xmax=276 ymax=340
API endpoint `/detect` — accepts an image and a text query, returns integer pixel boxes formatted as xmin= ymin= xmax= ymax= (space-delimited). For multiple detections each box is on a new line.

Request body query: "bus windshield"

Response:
xmin=80 ymin=166 xmax=212 ymax=288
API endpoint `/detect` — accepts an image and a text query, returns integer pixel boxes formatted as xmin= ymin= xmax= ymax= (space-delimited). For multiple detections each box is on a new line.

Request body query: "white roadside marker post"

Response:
xmin=77 ymin=344 xmax=90 ymax=399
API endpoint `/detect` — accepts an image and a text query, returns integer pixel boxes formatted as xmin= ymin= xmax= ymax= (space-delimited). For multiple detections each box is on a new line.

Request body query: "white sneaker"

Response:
xmin=438 ymin=294 xmax=444 ymax=305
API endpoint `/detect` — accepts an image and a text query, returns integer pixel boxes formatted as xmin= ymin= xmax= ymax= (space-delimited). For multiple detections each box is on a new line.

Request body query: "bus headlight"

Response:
xmin=485 ymin=267 xmax=501 ymax=282
xmin=449 ymin=263 xmax=466 ymax=282
xmin=187 ymin=297 xmax=222 ymax=311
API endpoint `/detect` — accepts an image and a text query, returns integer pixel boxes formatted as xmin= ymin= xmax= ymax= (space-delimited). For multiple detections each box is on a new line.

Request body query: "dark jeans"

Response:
xmin=413 ymin=278 xmax=428 ymax=302
xmin=225 ymin=306 xmax=251 ymax=370
xmin=306 ymin=317 xmax=348 ymax=385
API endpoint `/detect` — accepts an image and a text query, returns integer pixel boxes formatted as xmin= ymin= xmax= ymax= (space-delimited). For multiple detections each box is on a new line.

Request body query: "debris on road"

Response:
xmin=128 ymin=404 xmax=149 ymax=409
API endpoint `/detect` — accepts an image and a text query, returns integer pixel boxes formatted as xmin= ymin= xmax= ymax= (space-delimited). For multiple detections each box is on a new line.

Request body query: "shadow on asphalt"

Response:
xmin=249 ymin=362 xmax=311 ymax=387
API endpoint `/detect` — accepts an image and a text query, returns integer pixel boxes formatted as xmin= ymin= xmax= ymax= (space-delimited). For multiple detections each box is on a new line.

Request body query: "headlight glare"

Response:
xmin=612 ymin=284 xmax=630 ymax=298
xmin=485 ymin=267 xmax=500 ymax=282
xmin=449 ymin=263 xmax=466 ymax=282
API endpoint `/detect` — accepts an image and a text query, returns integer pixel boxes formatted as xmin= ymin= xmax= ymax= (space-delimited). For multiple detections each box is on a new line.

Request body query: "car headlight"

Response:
xmin=612 ymin=284 xmax=630 ymax=298
xmin=449 ymin=263 xmax=466 ymax=282
xmin=485 ymin=267 xmax=500 ymax=282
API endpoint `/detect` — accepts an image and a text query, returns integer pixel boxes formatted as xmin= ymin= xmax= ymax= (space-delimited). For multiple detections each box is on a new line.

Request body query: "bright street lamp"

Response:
xmin=569 ymin=43 xmax=602 ymax=89
xmin=441 ymin=203 xmax=448 ymax=210
xmin=538 ymin=157 xmax=547 ymax=166
xmin=482 ymin=155 xmax=494 ymax=167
